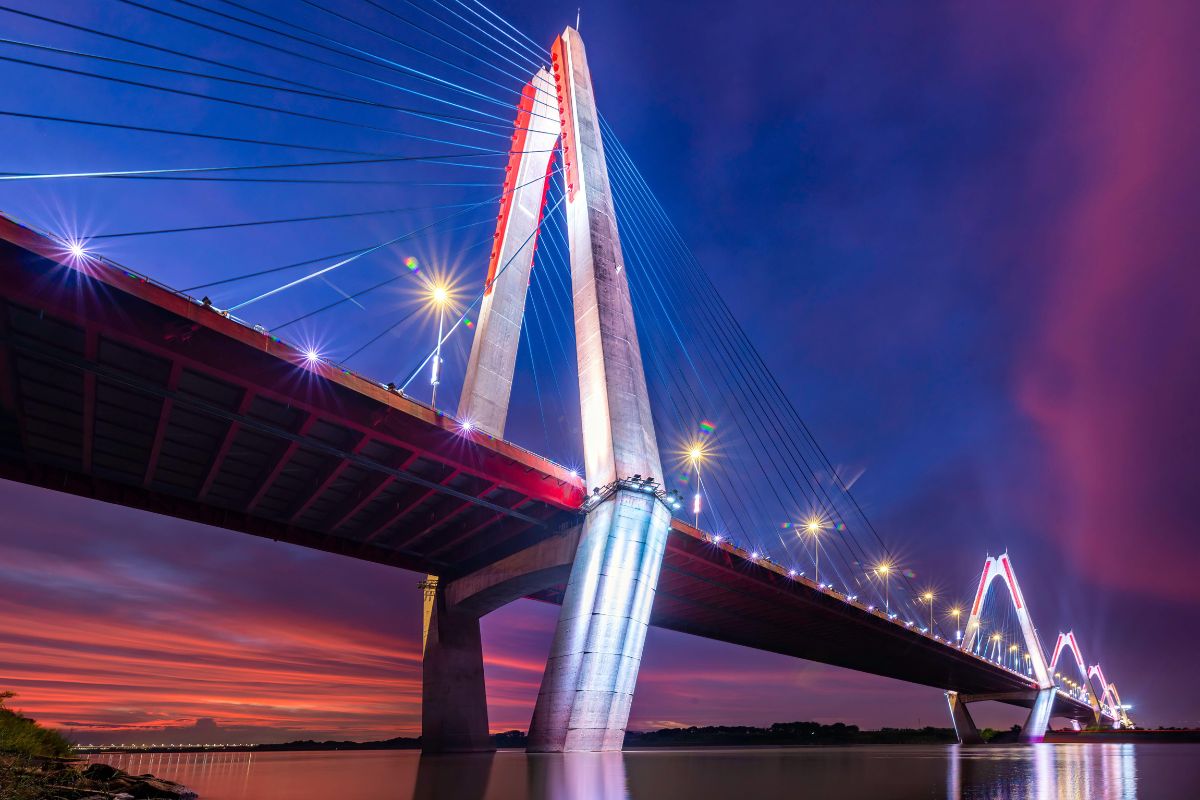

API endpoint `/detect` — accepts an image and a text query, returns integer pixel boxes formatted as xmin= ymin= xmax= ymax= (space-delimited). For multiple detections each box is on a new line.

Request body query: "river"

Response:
xmin=89 ymin=744 xmax=1200 ymax=799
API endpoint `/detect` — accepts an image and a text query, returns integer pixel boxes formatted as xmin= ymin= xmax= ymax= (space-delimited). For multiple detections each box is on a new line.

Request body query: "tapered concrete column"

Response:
xmin=421 ymin=582 xmax=493 ymax=753
xmin=946 ymin=691 xmax=984 ymax=745
xmin=527 ymin=27 xmax=670 ymax=753
xmin=458 ymin=70 xmax=559 ymax=438
xmin=1019 ymin=688 xmax=1057 ymax=743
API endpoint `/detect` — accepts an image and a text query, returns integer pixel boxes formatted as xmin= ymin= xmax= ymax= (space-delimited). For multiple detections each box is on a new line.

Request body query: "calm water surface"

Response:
xmin=90 ymin=744 xmax=1200 ymax=799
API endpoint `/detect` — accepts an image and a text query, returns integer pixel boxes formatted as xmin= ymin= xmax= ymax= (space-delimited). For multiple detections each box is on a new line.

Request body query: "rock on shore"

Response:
xmin=0 ymin=757 xmax=197 ymax=800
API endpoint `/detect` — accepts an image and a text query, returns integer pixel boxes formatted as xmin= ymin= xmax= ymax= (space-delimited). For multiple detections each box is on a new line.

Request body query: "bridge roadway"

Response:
xmin=0 ymin=213 xmax=1095 ymax=726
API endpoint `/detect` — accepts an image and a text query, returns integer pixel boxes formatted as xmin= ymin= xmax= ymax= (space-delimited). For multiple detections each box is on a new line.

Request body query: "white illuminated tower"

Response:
xmin=427 ymin=27 xmax=672 ymax=753
xmin=525 ymin=26 xmax=670 ymax=752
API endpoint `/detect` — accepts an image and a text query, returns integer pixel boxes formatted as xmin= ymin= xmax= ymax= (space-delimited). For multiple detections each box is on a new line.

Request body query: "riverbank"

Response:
xmin=2 ymin=692 xmax=194 ymax=800
xmin=0 ymin=756 xmax=197 ymax=800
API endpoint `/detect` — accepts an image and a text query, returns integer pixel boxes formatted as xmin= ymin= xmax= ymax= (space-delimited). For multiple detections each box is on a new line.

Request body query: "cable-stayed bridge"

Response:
xmin=0 ymin=1 xmax=1129 ymax=752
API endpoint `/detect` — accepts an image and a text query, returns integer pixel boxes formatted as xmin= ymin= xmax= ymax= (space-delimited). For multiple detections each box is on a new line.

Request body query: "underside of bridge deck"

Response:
xmin=0 ymin=214 xmax=584 ymax=580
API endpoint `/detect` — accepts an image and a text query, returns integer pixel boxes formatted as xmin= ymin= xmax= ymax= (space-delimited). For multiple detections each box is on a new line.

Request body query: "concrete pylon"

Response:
xmin=458 ymin=70 xmax=560 ymax=437
xmin=1019 ymin=688 xmax=1057 ymax=743
xmin=526 ymin=27 xmax=671 ymax=753
xmin=945 ymin=691 xmax=984 ymax=745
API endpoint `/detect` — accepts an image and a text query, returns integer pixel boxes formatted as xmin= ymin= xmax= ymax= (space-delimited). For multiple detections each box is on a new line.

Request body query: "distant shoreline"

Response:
xmin=73 ymin=721 xmax=1200 ymax=755
xmin=75 ymin=722 xmax=948 ymax=753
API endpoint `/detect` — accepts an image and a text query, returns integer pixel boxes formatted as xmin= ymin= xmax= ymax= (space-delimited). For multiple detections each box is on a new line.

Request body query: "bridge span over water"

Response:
xmin=0 ymin=207 xmax=1120 ymax=750
xmin=0 ymin=19 xmax=1129 ymax=753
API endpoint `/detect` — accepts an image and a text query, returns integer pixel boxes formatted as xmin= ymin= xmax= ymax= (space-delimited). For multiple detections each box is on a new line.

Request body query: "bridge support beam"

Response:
xmin=526 ymin=26 xmax=670 ymax=753
xmin=945 ymin=691 xmax=984 ymax=745
xmin=421 ymin=579 xmax=493 ymax=753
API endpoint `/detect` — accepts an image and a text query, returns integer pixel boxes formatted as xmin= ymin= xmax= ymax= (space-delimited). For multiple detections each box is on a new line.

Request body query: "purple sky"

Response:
xmin=1 ymin=0 xmax=1199 ymax=742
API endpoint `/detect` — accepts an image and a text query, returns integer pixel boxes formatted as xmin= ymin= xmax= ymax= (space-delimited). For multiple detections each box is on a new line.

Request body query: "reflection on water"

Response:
xmin=90 ymin=742 xmax=1198 ymax=799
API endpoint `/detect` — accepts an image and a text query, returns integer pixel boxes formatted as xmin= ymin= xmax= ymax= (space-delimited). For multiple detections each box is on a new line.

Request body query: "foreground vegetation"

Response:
xmin=0 ymin=692 xmax=194 ymax=800
xmin=0 ymin=692 xmax=72 ymax=759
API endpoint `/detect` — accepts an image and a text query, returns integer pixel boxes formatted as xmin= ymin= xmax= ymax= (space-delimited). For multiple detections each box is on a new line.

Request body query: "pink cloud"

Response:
xmin=1015 ymin=0 xmax=1200 ymax=602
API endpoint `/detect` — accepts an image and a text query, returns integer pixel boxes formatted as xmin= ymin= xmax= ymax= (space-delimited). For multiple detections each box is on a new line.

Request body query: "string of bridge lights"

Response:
xmin=56 ymin=233 xmax=1024 ymax=669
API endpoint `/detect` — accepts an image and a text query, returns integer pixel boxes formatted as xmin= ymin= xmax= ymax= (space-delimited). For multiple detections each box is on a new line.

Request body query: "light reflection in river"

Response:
xmin=90 ymin=742 xmax=1195 ymax=800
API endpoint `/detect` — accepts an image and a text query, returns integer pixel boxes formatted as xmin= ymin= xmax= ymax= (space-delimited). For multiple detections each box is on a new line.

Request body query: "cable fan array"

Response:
xmin=1 ymin=0 xmax=980 ymax=635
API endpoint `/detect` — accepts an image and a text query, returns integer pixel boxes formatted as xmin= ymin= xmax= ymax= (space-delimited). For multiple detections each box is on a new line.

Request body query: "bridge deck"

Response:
xmin=0 ymin=213 xmax=1094 ymax=722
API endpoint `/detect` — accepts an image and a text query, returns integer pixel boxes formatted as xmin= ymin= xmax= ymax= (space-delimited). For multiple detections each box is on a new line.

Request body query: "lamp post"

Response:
xmin=688 ymin=445 xmax=705 ymax=529
xmin=922 ymin=591 xmax=934 ymax=634
xmin=876 ymin=563 xmax=892 ymax=613
xmin=429 ymin=284 xmax=449 ymax=409
xmin=950 ymin=607 xmax=962 ymax=644
xmin=806 ymin=518 xmax=824 ymax=586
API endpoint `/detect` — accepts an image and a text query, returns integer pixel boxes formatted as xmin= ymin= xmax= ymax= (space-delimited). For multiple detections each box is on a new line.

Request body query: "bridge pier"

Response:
xmin=421 ymin=578 xmax=493 ymax=753
xmin=945 ymin=691 xmax=984 ymax=745
xmin=528 ymin=493 xmax=671 ymax=751
xmin=946 ymin=688 xmax=1060 ymax=744
xmin=1018 ymin=688 xmax=1056 ymax=743
xmin=418 ymin=528 xmax=582 ymax=753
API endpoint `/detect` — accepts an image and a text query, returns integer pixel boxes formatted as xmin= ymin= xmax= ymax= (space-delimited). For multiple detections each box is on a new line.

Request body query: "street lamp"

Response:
xmin=921 ymin=591 xmax=934 ymax=634
xmin=875 ymin=562 xmax=892 ymax=613
xmin=949 ymin=606 xmax=962 ymax=644
xmin=687 ymin=443 xmax=707 ymax=528
xmin=429 ymin=284 xmax=449 ymax=408
xmin=805 ymin=517 xmax=824 ymax=586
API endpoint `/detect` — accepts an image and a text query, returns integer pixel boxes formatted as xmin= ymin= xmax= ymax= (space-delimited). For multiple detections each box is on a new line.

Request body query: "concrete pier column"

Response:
xmin=526 ymin=26 xmax=670 ymax=752
xmin=421 ymin=581 xmax=493 ymax=753
xmin=1019 ymin=688 xmax=1057 ymax=743
xmin=946 ymin=691 xmax=984 ymax=745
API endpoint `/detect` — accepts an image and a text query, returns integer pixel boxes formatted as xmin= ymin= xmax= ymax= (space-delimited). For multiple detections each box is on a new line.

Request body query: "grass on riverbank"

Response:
xmin=0 ymin=692 xmax=71 ymax=759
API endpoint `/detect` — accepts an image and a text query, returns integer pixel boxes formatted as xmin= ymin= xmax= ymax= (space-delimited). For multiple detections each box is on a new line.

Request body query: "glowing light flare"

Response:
xmin=59 ymin=236 xmax=94 ymax=266
xmin=430 ymin=285 xmax=449 ymax=306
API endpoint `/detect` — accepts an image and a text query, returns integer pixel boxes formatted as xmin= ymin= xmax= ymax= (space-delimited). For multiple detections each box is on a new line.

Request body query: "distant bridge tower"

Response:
xmin=421 ymin=27 xmax=671 ymax=753
xmin=949 ymin=554 xmax=1057 ymax=743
